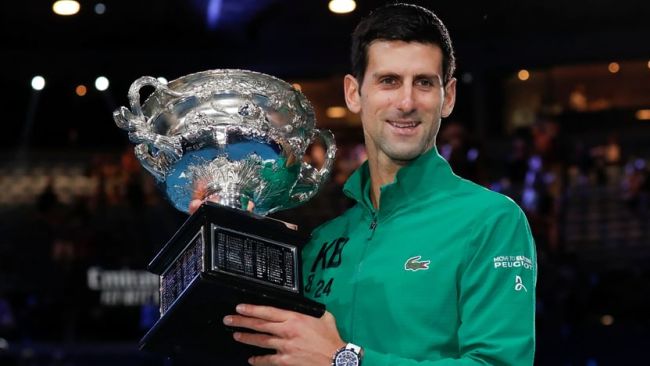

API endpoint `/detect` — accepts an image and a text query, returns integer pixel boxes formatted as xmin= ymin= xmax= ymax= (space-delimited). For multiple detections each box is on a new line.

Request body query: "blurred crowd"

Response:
xmin=1 ymin=118 xmax=649 ymax=365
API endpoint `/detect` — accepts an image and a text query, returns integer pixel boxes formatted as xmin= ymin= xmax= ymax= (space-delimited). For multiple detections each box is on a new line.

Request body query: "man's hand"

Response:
xmin=224 ymin=304 xmax=345 ymax=366
xmin=189 ymin=178 xmax=211 ymax=214
xmin=188 ymin=179 xmax=255 ymax=214
xmin=188 ymin=197 xmax=205 ymax=214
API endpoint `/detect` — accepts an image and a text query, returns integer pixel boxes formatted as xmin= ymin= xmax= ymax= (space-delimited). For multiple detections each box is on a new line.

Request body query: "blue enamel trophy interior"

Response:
xmin=164 ymin=135 xmax=284 ymax=213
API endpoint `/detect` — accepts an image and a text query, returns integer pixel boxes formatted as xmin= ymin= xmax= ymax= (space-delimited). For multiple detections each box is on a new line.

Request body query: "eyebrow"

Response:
xmin=370 ymin=72 xmax=441 ymax=80
xmin=370 ymin=72 xmax=398 ymax=79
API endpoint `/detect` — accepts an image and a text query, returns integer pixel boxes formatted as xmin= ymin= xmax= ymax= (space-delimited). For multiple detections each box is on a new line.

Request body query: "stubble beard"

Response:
xmin=369 ymin=134 xmax=434 ymax=165
xmin=382 ymin=141 xmax=427 ymax=163
xmin=374 ymin=125 xmax=438 ymax=164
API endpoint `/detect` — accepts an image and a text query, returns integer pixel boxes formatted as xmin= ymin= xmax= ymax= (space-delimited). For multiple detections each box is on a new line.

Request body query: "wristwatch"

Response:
xmin=332 ymin=343 xmax=363 ymax=366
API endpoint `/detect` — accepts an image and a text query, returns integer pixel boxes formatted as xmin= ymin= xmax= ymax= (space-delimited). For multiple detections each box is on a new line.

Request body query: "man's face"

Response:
xmin=344 ymin=41 xmax=456 ymax=164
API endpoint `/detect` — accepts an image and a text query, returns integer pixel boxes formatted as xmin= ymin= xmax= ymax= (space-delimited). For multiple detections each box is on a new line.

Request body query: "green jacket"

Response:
xmin=302 ymin=147 xmax=536 ymax=365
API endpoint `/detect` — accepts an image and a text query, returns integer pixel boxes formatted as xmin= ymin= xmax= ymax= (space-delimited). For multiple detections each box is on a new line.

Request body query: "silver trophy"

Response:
xmin=113 ymin=69 xmax=336 ymax=214
xmin=113 ymin=69 xmax=334 ymax=361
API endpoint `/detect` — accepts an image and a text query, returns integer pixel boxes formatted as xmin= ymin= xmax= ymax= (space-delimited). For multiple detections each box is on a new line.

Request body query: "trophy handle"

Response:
xmin=114 ymin=76 xmax=178 ymax=130
xmin=127 ymin=76 xmax=184 ymax=118
xmin=113 ymin=77 xmax=187 ymax=176
xmin=286 ymin=129 xmax=337 ymax=208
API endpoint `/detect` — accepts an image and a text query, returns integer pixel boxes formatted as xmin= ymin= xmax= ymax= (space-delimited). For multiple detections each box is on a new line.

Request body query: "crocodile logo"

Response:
xmin=404 ymin=256 xmax=431 ymax=271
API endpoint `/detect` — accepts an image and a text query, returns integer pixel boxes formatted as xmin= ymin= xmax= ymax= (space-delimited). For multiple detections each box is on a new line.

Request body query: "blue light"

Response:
xmin=634 ymin=158 xmax=646 ymax=170
xmin=440 ymin=144 xmax=452 ymax=160
xmin=543 ymin=172 xmax=555 ymax=184
xmin=525 ymin=171 xmax=537 ymax=186
xmin=207 ymin=0 xmax=223 ymax=29
xmin=467 ymin=148 xmax=479 ymax=162
xmin=522 ymin=187 xmax=537 ymax=211
xmin=528 ymin=155 xmax=542 ymax=172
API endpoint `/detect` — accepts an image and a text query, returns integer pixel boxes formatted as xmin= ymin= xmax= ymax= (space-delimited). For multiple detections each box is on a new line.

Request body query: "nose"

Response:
xmin=397 ymin=83 xmax=415 ymax=113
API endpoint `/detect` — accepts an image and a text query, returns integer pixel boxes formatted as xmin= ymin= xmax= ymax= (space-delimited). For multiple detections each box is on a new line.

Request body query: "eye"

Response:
xmin=415 ymin=78 xmax=436 ymax=88
xmin=378 ymin=76 xmax=398 ymax=85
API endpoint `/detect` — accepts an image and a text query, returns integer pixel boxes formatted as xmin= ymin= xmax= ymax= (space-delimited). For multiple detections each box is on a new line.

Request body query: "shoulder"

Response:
xmin=452 ymin=179 xmax=534 ymax=255
xmin=452 ymin=177 xmax=524 ymax=220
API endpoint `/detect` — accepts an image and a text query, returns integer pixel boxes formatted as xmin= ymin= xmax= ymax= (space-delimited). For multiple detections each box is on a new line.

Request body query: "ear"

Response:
xmin=441 ymin=77 xmax=457 ymax=118
xmin=344 ymin=74 xmax=361 ymax=114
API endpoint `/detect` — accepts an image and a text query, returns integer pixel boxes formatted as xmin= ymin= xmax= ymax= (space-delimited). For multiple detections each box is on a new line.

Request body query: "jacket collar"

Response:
xmin=343 ymin=146 xmax=458 ymax=216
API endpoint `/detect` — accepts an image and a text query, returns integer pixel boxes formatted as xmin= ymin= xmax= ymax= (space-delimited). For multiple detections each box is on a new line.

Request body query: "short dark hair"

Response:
xmin=350 ymin=3 xmax=456 ymax=86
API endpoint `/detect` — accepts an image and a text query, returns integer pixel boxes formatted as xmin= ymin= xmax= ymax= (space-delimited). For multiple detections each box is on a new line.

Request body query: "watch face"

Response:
xmin=335 ymin=350 xmax=359 ymax=366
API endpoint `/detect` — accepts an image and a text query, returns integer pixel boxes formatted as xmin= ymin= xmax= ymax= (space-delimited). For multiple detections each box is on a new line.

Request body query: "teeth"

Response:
xmin=389 ymin=121 xmax=418 ymax=128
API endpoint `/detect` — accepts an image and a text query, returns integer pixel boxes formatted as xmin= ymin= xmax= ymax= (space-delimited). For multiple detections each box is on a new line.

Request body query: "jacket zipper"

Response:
xmin=368 ymin=217 xmax=377 ymax=239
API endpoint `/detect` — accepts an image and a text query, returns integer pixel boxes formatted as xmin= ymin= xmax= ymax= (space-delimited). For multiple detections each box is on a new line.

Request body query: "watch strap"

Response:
xmin=346 ymin=343 xmax=362 ymax=354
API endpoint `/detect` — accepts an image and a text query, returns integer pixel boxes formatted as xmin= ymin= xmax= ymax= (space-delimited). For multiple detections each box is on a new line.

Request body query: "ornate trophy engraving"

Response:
xmin=113 ymin=69 xmax=335 ymax=362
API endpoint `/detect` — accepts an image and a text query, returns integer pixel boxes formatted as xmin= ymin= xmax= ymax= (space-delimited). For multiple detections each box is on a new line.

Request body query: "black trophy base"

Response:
xmin=139 ymin=202 xmax=325 ymax=363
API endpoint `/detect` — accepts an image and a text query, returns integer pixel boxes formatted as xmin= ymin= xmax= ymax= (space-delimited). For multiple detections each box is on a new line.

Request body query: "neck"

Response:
xmin=367 ymin=153 xmax=409 ymax=209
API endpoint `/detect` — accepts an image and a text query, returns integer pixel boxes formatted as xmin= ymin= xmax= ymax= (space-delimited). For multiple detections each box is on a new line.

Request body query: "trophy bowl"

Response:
xmin=113 ymin=69 xmax=335 ymax=362
xmin=114 ymin=69 xmax=336 ymax=215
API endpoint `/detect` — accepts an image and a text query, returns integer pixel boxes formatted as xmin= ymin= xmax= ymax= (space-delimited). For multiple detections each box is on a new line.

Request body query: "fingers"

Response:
xmin=188 ymin=199 xmax=202 ymax=214
xmin=192 ymin=180 xmax=207 ymax=200
xmin=233 ymin=331 xmax=282 ymax=351
xmin=248 ymin=353 xmax=286 ymax=366
xmin=224 ymin=314 xmax=280 ymax=334
xmin=248 ymin=354 xmax=287 ymax=366
xmin=188 ymin=193 xmax=222 ymax=214
xmin=235 ymin=304 xmax=295 ymax=322
xmin=188 ymin=193 xmax=257 ymax=213
xmin=247 ymin=200 xmax=255 ymax=212
xmin=189 ymin=176 xmax=257 ymax=213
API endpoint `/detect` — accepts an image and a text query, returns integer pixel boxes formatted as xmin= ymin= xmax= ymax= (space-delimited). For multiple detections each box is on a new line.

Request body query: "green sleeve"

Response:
xmin=361 ymin=202 xmax=537 ymax=366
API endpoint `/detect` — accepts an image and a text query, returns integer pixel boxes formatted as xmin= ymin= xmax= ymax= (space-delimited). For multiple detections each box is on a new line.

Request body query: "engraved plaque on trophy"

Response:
xmin=113 ymin=69 xmax=335 ymax=362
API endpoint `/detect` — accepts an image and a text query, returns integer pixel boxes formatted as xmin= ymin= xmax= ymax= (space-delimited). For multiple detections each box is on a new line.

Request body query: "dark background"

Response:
xmin=1 ymin=1 xmax=650 ymax=365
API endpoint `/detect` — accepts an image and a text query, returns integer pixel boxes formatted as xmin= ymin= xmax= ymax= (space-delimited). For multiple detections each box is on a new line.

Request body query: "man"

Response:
xmin=223 ymin=3 xmax=536 ymax=365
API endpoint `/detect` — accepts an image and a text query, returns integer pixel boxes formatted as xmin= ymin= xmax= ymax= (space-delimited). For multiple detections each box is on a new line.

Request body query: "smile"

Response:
xmin=387 ymin=120 xmax=420 ymax=128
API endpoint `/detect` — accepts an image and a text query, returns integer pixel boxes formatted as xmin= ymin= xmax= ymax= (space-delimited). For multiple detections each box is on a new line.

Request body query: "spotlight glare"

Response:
xmin=326 ymin=106 xmax=347 ymax=119
xmin=608 ymin=62 xmax=620 ymax=73
xmin=94 ymin=3 xmax=106 ymax=15
xmin=207 ymin=0 xmax=223 ymax=29
xmin=636 ymin=109 xmax=650 ymax=120
xmin=75 ymin=85 xmax=87 ymax=96
xmin=517 ymin=69 xmax=530 ymax=81
xmin=328 ymin=0 xmax=356 ymax=14
xmin=95 ymin=76 xmax=109 ymax=91
xmin=53 ymin=0 xmax=80 ymax=16
xmin=600 ymin=314 xmax=614 ymax=326
xmin=31 ymin=76 xmax=46 ymax=90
